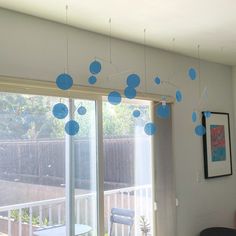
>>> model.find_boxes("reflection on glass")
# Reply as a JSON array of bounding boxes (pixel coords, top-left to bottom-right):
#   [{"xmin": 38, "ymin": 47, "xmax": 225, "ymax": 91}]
[
  {"xmin": 103, "ymin": 98, "xmax": 153, "ymax": 236},
  {"xmin": 73, "ymin": 100, "xmax": 97, "ymax": 236}
]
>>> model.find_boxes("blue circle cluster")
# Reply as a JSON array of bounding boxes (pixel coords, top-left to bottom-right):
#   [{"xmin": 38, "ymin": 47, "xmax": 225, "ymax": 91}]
[
  {"xmin": 78, "ymin": 106, "xmax": 87, "ymax": 115},
  {"xmin": 108, "ymin": 91, "xmax": 122, "ymax": 105},
  {"xmin": 156, "ymin": 103, "xmax": 171, "ymax": 119},
  {"xmin": 133, "ymin": 109, "xmax": 141, "ymax": 118},
  {"xmin": 56, "ymin": 73, "xmax": 73, "ymax": 90},
  {"xmin": 53, "ymin": 72, "xmax": 86, "ymax": 136},
  {"xmin": 144, "ymin": 122, "xmax": 157, "ymax": 136},
  {"xmin": 88, "ymin": 60, "xmax": 102, "ymax": 85},
  {"xmin": 188, "ymin": 67, "xmax": 197, "ymax": 80},
  {"xmin": 154, "ymin": 76, "xmax": 161, "ymax": 85},
  {"xmin": 124, "ymin": 74, "xmax": 140, "ymax": 99},
  {"xmin": 176, "ymin": 90, "xmax": 183, "ymax": 103}
]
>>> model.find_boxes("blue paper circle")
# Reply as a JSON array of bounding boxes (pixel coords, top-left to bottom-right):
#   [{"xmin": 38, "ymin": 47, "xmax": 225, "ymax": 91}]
[
  {"xmin": 204, "ymin": 111, "xmax": 211, "ymax": 119},
  {"xmin": 154, "ymin": 77, "xmax": 161, "ymax": 85},
  {"xmin": 133, "ymin": 110, "xmax": 141, "ymax": 118},
  {"xmin": 127, "ymin": 74, "xmax": 140, "ymax": 88},
  {"xmin": 176, "ymin": 90, "xmax": 183, "ymax": 102},
  {"xmin": 195, "ymin": 124, "xmax": 206, "ymax": 136},
  {"xmin": 88, "ymin": 76, "xmax": 97, "ymax": 85},
  {"xmin": 56, "ymin": 73, "xmax": 73, "ymax": 90},
  {"xmin": 108, "ymin": 91, "xmax": 122, "ymax": 105},
  {"xmin": 65, "ymin": 120, "xmax": 79, "ymax": 136},
  {"xmin": 144, "ymin": 122, "xmax": 157, "ymax": 135},
  {"xmin": 89, "ymin": 60, "xmax": 101, "ymax": 75},
  {"xmin": 192, "ymin": 111, "xmax": 197, "ymax": 123},
  {"xmin": 52, "ymin": 103, "xmax": 68, "ymax": 119},
  {"xmin": 78, "ymin": 106, "xmax": 87, "ymax": 115},
  {"xmin": 156, "ymin": 104, "xmax": 170, "ymax": 119},
  {"xmin": 124, "ymin": 87, "xmax": 137, "ymax": 99},
  {"xmin": 188, "ymin": 68, "xmax": 197, "ymax": 80}
]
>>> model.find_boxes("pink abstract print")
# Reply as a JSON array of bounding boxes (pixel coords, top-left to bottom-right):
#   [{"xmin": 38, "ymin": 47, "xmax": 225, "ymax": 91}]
[{"xmin": 210, "ymin": 125, "xmax": 226, "ymax": 162}]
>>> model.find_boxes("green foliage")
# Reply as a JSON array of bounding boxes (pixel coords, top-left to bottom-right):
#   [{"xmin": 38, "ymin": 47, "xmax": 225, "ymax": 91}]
[
  {"xmin": 0, "ymin": 93, "xmax": 63, "ymax": 140},
  {"xmin": 103, "ymin": 102, "xmax": 150, "ymax": 137},
  {"xmin": 0, "ymin": 92, "xmax": 151, "ymax": 140},
  {"xmin": 10, "ymin": 209, "xmax": 49, "ymax": 226}
]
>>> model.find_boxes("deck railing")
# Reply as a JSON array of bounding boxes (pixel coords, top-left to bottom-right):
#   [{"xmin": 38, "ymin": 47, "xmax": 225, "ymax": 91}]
[{"xmin": 0, "ymin": 185, "xmax": 152, "ymax": 236}]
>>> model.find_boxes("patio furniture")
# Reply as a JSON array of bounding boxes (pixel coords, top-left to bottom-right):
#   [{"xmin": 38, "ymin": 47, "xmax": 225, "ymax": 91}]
[
  {"xmin": 109, "ymin": 207, "xmax": 134, "ymax": 236},
  {"xmin": 33, "ymin": 224, "xmax": 92, "ymax": 236},
  {"xmin": 200, "ymin": 227, "xmax": 236, "ymax": 236}
]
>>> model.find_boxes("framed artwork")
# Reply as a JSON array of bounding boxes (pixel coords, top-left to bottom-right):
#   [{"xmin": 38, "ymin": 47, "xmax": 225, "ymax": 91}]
[{"xmin": 202, "ymin": 112, "xmax": 232, "ymax": 178}]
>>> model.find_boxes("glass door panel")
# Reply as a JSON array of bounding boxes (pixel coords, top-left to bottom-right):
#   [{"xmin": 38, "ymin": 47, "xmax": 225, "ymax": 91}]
[
  {"xmin": 0, "ymin": 92, "xmax": 66, "ymax": 236},
  {"xmin": 73, "ymin": 99, "xmax": 97, "ymax": 236},
  {"xmin": 103, "ymin": 98, "xmax": 153, "ymax": 236}
]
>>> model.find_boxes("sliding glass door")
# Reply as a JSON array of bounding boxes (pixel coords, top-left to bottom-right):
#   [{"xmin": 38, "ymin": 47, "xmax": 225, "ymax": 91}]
[
  {"xmin": 103, "ymin": 98, "xmax": 153, "ymax": 236},
  {"xmin": 0, "ymin": 90, "xmax": 154, "ymax": 236}
]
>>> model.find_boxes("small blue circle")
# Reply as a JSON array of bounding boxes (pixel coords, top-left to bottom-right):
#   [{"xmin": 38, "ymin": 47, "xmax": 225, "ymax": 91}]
[
  {"xmin": 195, "ymin": 124, "xmax": 206, "ymax": 136},
  {"xmin": 65, "ymin": 120, "xmax": 80, "ymax": 136},
  {"xmin": 176, "ymin": 90, "xmax": 183, "ymax": 102},
  {"xmin": 52, "ymin": 103, "xmax": 68, "ymax": 119},
  {"xmin": 154, "ymin": 77, "xmax": 161, "ymax": 85},
  {"xmin": 89, "ymin": 60, "xmax": 101, "ymax": 75},
  {"xmin": 144, "ymin": 122, "xmax": 157, "ymax": 136},
  {"xmin": 204, "ymin": 111, "xmax": 211, "ymax": 119},
  {"xmin": 188, "ymin": 68, "xmax": 197, "ymax": 80},
  {"xmin": 127, "ymin": 74, "xmax": 140, "ymax": 88},
  {"xmin": 56, "ymin": 73, "xmax": 73, "ymax": 90},
  {"xmin": 88, "ymin": 76, "xmax": 97, "ymax": 85},
  {"xmin": 192, "ymin": 111, "xmax": 197, "ymax": 123},
  {"xmin": 124, "ymin": 87, "xmax": 137, "ymax": 99},
  {"xmin": 78, "ymin": 106, "xmax": 87, "ymax": 115},
  {"xmin": 133, "ymin": 110, "xmax": 141, "ymax": 118},
  {"xmin": 108, "ymin": 91, "xmax": 122, "ymax": 105},
  {"xmin": 156, "ymin": 104, "xmax": 170, "ymax": 119}
]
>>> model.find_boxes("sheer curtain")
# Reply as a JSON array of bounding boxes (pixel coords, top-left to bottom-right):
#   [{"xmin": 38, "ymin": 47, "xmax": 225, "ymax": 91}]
[{"xmin": 153, "ymin": 103, "xmax": 177, "ymax": 236}]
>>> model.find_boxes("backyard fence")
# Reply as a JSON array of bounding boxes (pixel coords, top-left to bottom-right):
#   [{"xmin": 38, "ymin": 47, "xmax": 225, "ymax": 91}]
[{"xmin": 0, "ymin": 137, "xmax": 150, "ymax": 189}]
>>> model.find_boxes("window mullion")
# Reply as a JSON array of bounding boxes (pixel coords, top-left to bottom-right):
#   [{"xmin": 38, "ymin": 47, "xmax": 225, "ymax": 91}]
[
  {"xmin": 96, "ymin": 97, "xmax": 105, "ymax": 236},
  {"xmin": 66, "ymin": 98, "xmax": 75, "ymax": 236}
]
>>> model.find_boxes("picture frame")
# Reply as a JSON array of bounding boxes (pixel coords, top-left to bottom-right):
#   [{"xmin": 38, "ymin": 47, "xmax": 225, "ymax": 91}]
[{"xmin": 202, "ymin": 112, "xmax": 232, "ymax": 179}]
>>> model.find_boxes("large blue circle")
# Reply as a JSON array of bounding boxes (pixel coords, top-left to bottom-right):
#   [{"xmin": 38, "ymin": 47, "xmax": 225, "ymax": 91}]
[
  {"xmin": 89, "ymin": 60, "xmax": 101, "ymax": 75},
  {"xmin": 192, "ymin": 111, "xmax": 197, "ymax": 123},
  {"xmin": 176, "ymin": 90, "xmax": 183, "ymax": 102},
  {"xmin": 133, "ymin": 109, "xmax": 141, "ymax": 118},
  {"xmin": 156, "ymin": 104, "xmax": 170, "ymax": 119},
  {"xmin": 188, "ymin": 68, "xmax": 197, "ymax": 80},
  {"xmin": 52, "ymin": 103, "xmax": 68, "ymax": 119},
  {"xmin": 88, "ymin": 76, "xmax": 97, "ymax": 85},
  {"xmin": 124, "ymin": 87, "xmax": 137, "ymax": 99},
  {"xmin": 144, "ymin": 122, "xmax": 157, "ymax": 136},
  {"xmin": 126, "ymin": 74, "xmax": 140, "ymax": 88},
  {"xmin": 65, "ymin": 120, "xmax": 80, "ymax": 136},
  {"xmin": 108, "ymin": 91, "xmax": 122, "ymax": 105},
  {"xmin": 154, "ymin": 77, "xmax": 161, "ymax": 85},
  {"xmin": 195, "ymin": 124, "xmax": 206, "ymax": 136},
  {"xmin": 78, "ymin": 106, "xmax": 87, "ymax": 115},
  {"xmin": 56, "ymin": 73, "xmax": 73, "ymax": 90}
]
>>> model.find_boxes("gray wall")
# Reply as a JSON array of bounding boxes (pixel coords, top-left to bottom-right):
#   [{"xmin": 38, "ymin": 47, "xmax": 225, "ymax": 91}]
[{"xmin": 0, "ymin": 8, "xmax": 236, "ymax": 236}]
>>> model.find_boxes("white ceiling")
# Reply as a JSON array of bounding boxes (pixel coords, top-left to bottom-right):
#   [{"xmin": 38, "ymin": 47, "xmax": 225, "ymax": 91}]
[{"xmin": 1, "ymin": 0, "xmax": 236, "ymax": 65}]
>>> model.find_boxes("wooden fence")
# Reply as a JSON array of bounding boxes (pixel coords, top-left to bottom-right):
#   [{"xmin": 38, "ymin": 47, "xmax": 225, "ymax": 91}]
[{"xmin": 0, "ymin": 137, "xmax": 150, "ymax": 189}]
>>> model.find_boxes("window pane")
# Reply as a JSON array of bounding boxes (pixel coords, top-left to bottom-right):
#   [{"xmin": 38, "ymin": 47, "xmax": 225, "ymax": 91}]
[
  {"xmin": 0, "ymin": 92, "xmax": 66, "ymax": 235},
  {"xmin": 73, "ymin": 99, "xmax": 97, "ymax": 236},
  {"xmin": 103, "ymin": 98, "xmax": 153, "ymax": 236}
]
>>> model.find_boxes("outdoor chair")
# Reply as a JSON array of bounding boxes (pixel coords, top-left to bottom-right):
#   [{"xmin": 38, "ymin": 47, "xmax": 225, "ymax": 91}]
[
  {"xmin": 109, "ymin": 207, "xmax": 135, "ymax": 236},
  {"xmin": 200, "ymin": 227, "xmax": 236, "ymax": 236}
]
